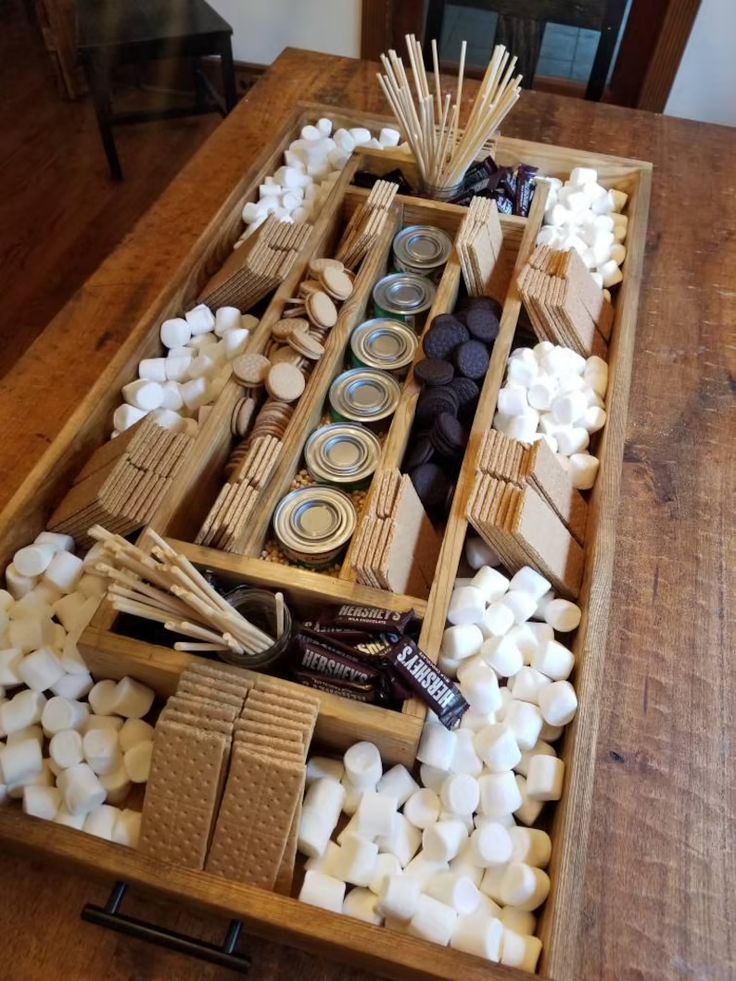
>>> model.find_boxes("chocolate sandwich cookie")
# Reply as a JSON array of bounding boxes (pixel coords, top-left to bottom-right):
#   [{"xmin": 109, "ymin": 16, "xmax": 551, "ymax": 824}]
[
  {"xmin": 430, "ymin": 412, "xmax": 466, "ymax": 459},
  {"xmin": 450, "ymin": 376, "xmax": 480, "ymax": 416},
  {"xmin": 403, "ymin": 433, "xmax": 435, "ymax": 469},
  {"xmin": 422, "ymin": 319, "xmax": 469, "ymax": 360},
  {"xmin": 463, "ymin": 305, "xmax": 500, "ymax": 343},
  {"xmin": 414, "ymin": 386, "xmax": 459, "ymax": 426},
  {"xmin": 454, "ymin": 339, "xmax": 490, "ymax": 380},
  {"xmin": 414, "ymin": 358, "xmax": 454, "ymax": 387},
  {"xmin": 458, "ymin": 295, "xmax": 503, "ymax": 320},
  {"xmin": 410, "ymin": 462, "xmax": 453, "ymax": 512}
]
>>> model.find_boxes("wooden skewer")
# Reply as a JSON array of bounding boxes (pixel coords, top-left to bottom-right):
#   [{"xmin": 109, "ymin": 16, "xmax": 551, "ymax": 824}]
[{"xmin": 275, "ymin": 592, "xmax": 285, "ymax": 639}]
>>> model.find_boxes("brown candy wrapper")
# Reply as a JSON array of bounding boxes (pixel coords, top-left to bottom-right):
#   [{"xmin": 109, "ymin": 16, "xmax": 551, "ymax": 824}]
[
  {"xmin": 385, "ymin": 638, "xmax": 468, "ymax": 729},
  {"xmin": 328, "ymin": 605, "xmax": 416, "ymax": 635},
  {"xmin": 293, "ymin": 635, "xmax": 382, "ymax": 687}
]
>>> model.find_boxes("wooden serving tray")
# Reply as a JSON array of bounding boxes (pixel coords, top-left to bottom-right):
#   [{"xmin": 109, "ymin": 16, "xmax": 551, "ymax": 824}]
[{"xmin": 0, "ymin": 102, "xmax": 651, "ymax": 980}]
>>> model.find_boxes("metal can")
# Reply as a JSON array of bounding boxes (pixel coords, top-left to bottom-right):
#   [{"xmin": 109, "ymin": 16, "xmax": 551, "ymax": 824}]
[
  {"xmin": 328, "ymin": 368, "xmax": 401, "ymax": 430},
  {"xmin": 273, "ymin": 486, "xmax": 357, "ymax": 568},
  {"xmin": 372, "ymin": 272, "xmax": 436, "ymax": 329},
  {"xmin": 350, "ymin": 318, "xmax": 418, "ymax": 377},
  {"xmin": 393, "ymin": 224, "xmax": 453, "ymax": 281},
  {"xmin": 305, "ymin": 423, "xmax": 382, "ymax": 488}
]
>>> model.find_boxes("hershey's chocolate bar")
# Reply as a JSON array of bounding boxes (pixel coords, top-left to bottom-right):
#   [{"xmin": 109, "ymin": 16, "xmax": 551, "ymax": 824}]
[
  {"xmin": 329, "ymin": 605, "xmax": 415, "ymax": 634},
  {"xmin": 292, "ymin": 669, "xmax": 379, "ymax": 703},
  {"xmin": 293, "ymin": 635, "xmax": 381, "ymax": 686},
  {"xmin": 386, "ymin": 638, "xmax": 468, "ymax": 728}
]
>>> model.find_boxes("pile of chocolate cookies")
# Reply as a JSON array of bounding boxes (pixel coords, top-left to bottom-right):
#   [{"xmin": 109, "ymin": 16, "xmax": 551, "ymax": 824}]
[{"xmin": 403, "ymin": 295, "xmax": 502, "ymax": 522}]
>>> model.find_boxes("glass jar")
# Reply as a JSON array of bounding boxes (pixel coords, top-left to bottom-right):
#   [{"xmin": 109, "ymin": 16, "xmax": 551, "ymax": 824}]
[{"xmin": 219, "ymin": 586, "xmax": 293, "ymax": 672}]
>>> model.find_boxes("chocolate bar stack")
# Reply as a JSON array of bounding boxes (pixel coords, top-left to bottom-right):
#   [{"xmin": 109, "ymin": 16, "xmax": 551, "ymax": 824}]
[{"xmin": 448, "ymin": 155, "xmax": 538, "ymax": 217}]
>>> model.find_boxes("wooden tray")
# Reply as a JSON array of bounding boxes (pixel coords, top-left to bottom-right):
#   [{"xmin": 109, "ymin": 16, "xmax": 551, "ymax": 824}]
[{"xmin": 0, "ymin": 101, "xmax": 652, "ymax": 980}]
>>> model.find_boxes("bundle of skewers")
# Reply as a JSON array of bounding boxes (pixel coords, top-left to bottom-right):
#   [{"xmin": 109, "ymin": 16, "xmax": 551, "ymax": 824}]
[
  {"xmin": 377, "ymin": 35, "xmax": 523, "ymax": 196},
  {"xmin": 89, "ymin": 525, "xmax": 283, "ymax": 656}
]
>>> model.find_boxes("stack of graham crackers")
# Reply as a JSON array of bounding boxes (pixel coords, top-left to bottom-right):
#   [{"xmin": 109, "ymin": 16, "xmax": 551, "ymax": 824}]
[
  {"xmin": 457, "ymin": 197, "xmax": 503, "ymax": 297},
  {"xmin": 195, "ymin": 434, "xmax": 283, "ymax": 551},
  {"xmin": 198, "ymin": 217, "xmax": 312, "ymax": 311},
  {"xmin": 336, "ymin": 180, "xmax": 398, "ymax": 270},
  {"xmin": 518, "ymin": 246, "xmax": 613, "ymax": 358},
  {"xmin": 467, "ymin": 431, "xmax": 585, "ymax": 598},
  {"xmin": 47, "ymin": 416, "xmax": 193, "ymax": 549},
  {"xmin": 139, "ymin": 663, "xmax": 319, "ymax": 893},
  {"xmin": 349, "ymin": 469, "xmax": 441, "ymax": 598},
  {"xmin": 206, "ymin": 678, "xmax": 319, "ymax": 894},
  {"xmin": 138, "ymin": 661, "xmax": 252, "ymax": 871}
]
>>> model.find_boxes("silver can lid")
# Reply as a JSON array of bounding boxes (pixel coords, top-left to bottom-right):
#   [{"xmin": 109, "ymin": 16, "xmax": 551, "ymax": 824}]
[
  {"xmin": 393, "ymin": 225, "xmax": 453, "ymax": 270},
  {"xmin": 373, "ymin": 272, "xmax": 436, "ymax": 316},
  {"xmin": 305, "ymin": 423, "xmax": 382, "ymax": 484},
  {"xmin": 329, "ymin": 368, "xmax": 401, "ymax": 423},
  {"xmin": 351, "ymin": 318, "xmax": 418, "ymax": 372},
  {"xmin": 274, "ymin": 486, "xmax": 357, "ymax": 556}
]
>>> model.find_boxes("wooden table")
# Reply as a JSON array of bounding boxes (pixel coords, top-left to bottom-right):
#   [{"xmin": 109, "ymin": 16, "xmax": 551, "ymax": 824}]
[{"xmin": 1, "ymin": 48, "xmax": 734, "ymax": 980}]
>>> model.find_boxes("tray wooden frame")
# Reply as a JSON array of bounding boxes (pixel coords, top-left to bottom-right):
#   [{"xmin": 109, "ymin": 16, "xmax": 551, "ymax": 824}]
[{"xmin": 0, "ymin": 101, "xmax": 651, "ymax": 981}]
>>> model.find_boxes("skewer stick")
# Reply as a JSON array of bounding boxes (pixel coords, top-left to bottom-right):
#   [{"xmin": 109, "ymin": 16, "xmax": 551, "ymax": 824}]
[
  {"xmin": 431, "ymin": 38, "xmax": 442, "ymax": 118},
  {"xmin": 174, "ymin": 642, "xmax": 231, "ymax": 652},
  {"xmin": 275, "ymin": 592, "xmax": 285, "ymax": 639}
]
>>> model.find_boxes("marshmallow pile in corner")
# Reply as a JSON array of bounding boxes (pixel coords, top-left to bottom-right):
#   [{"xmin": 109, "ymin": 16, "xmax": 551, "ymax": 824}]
[
  {"xmin": 0, "ymin": 532, "xmax": 155, "ymax": 845},
  {"xmin": 111, "ymin": 304, "xmax": 257, "ymax": 437},
  {"xmin": 237, "ymin": 118, "xmax": 401, "ymax": 244},
  {"xmin": 494, "ymin": 343, "xmax": 607, "ymax": 490},
  {"xmin": 537, "ymin": 167, "xmax": 628, "ymax": 289},
  {"xmin": 296, "ymin": 548, "xmax": 579, "ymax": 972}
]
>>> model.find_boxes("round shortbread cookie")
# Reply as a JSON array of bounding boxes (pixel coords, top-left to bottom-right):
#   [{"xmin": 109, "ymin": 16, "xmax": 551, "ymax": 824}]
[
  {"xmin": 273, "ymin": 318, "xmax": 300, "ymax": 341},
  {"xmin": 232, "ymin": 353, "xmax": 271, "ymax": 386},
  {"xmin": 288, "ymin": 329, "xmax": 324, "ymax": 360},
  {"xmin": 306, "ymin": 291, "xmax": 338, "ymax": 328},
  {"xmin": 309, "ymin": 257, "xmax": 344, "ymax": 275},
  {"xmin": 320, "ymin": 266, "xmax": 353, "ymax": 301},
  {"xmin": 266, "ymin": 363, "xmax": 306, "ymax": 402}
]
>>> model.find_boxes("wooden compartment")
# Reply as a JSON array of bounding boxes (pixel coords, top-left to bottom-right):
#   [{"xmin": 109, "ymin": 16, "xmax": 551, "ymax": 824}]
[{"xmin": 0, "ymin": 102, "xmax": 652, "ymax": 981}]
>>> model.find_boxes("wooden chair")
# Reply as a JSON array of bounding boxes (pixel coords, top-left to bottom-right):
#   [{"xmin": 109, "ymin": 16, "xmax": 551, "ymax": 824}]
[
  {"xmin": 423, "ymin": 0, "xmax": 628, "ymax": 100},
  {"xmin": 77, "ymin": 0, "xmax": 237, "ymax": 180}
]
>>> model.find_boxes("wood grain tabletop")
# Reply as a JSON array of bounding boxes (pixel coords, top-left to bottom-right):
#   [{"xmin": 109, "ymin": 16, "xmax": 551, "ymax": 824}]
[{"xmin": 0, "ymin": 47, "xmax": 733, "ymax": 981}]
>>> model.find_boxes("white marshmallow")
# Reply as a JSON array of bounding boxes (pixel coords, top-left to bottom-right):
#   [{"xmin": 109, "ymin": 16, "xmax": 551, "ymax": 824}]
[
  {"xmin": 299, "ymin": 778, "xmax": 346, "ymax": 856},
  {"xmin": 124, "ymin": 741, "xmax": 152, "ymax": 782},
  {"xmin": 112, "ymin": 404, "xmax": 147, "ymax": 432},
  {"xmin": 450, "ymin": 730, "xmax": 483, "ymax": 776},
  {"xmin": 88, "ymin": 679, "xmax": 118, "ymax": 716},
  {"xmin": 299, "ymin": 869, "xmax": 346, "ymax": 914},
  {"xmin": 497, "ymin": 386, "xmax": 528, "ymax": 417},
  {"xmin": 471, "ymin": 567, "xmax": 509, "ymax": 604},
  {"xmin": 13, "ymin": 544, "xmax": 56, "ymax": 578},
  {"xmin": 214, "ymin": 306, "xmax": 242, "ymax": 336},
  {"xmin": 451, "ymin": 907, "xmax": 504, "ymax": 961},
  {"xmin": 502, "ymin": 590, "xmax": 538, "ymax": 624},
  {"xmin": 118, "ymin": 718, "xmax": 154, "ymax": 753},
  {"xmin": 508, "ymin": 567, "xmax": 551, "ymax": 602},
  {"xmin": 83, "ymin": 727, "xmax": 122, "ymax": 776},
  {"xmin": 568, "ymin": 452, "xmax": 600, "ymax": 490},
  {"xmin": 1, "ymin": 689, "xmax": 46, "ymax": 734},
  {"xmin": 340, "ymin": 777, "xmax": 362, "ymax": 817},
  {"xmin": 53, "ymin": 804, "xmax": 85, "ymax": 829},
  {"xmin": 6, "ymin": 724, "xmax": 43, "ymax": 748},
  {"xmin": 509, "ymin": 826, "xmax": 552, "ymax": 868},
  {"xmin": 440, "ymin": 774, "xmax": 479, "ymax": 816},
  {"xmin": 122, "ymin": 379, "xmax": 163, "ymax": 412},
  {"xmin": 376, "ymin": 812, "xmax": 421, "ymax": 867},
  {"xmin": 422, "ymin": 819, "xmax": 467, "ymax": 862},
  {"xmin": 408, "ymin": 894, "xmax": 457, "ymax": 946},
  {"xmin": 481, "ymin": 603, "xmax": 515, "ymax": 639},
  {"xmin": 481, "ymin": 635, "xmax": 523, "ymax": 678},
  {"xmin": 465, "ymin": 538, "xmax": 500, "ymax": 570},
  {"xmin": 185, "ymin": 304, "xmax": 215, "ymax": 335},
  {"xmin": 369, "ymin": 853, "xmax": 402, "ymax": 894},
  {"xmin": 376, "ymin": 874, "xmax": 421, "ymax": 922},
  {"xmin": 532, "ymin": 638, "xmax": 574, "ymax": 681},
  {"xmin": 499, "ymin": 862, "xmax": 550, "ymax": 911},
  {"xmin": 18, "ymin": 647, "xmax": 64, "ymax": 692},
  {"xmin": 42, "ymin": 696, "xmax": 88, "ymax": 735},
  {"xmin": 499, "ymin": 906, "xmax": 536, "ymax": 936},
  {"xmin": 43, "ymin": 551, "xmax": 83, "ymax": 593},
  {"xmin": 441, "ymin": 624, "xmax": 483, "ymax": 661},
  {"xmin": 138, "ymin": 358, "xmax": 168, "ymax": 383},
  {"xmin": 426, "ymin": 871, "xmax": 480, "ymax": 915},
  {"xmin": 469, "ymin": 820, "xmax": 514, "ymax": 867},
  {"xmin": 538, "ymin": 680, "xmax": 578, "ymax": 726},
  {"xmin": 344, "ymin": 741, "xmax": 382, "ymax": 790},
  {"xmin": 510, "ymin": 666, "xmax": 551, "ymax": 704},
  {"xmin": 0, "ymin": 647, "xmax": 22, "ymax": 686},
  {"xmin": 459, "ymin": 660, "xmax": 501, "ymax": 715},
  {"xmin": 419, "ymin": 763, "xmax": 449, "ymax": 792},
  {"xmin": 5, "ymin": 564, "xmax": 39, "ymax": 600},
  {"xmin": 343, "ymin": 887, "xmax": 382, "ymax": 925},
  {"xmin": 514, "ymin": 774, "xmax": 544, "ymax": 826},
  {"xmin": 49, "ymin": 729, "xmax": 84, "ymax": 770},
  {"xmin": 527, "ymin": 755, "xmax": 565, "ymax": 801},
  {"xmin": 474, "ymin": 725, "xmax": 521, "ymax": 773},
  {"xmin": 479, "ymin": 771, "xmax": 522, "ymax": 818},
  {"xmin": 501, "ymin": 930, "xmax": 543, "ymax": 971},
  {"xmin": 164, "ymin": 355, "xmax": 191, "ymax": 382},
  {"xmin": 112, "ymin": 808, "xmax": 141, "ymax": 847},
  {"xmin": 377, "ymin": 764, "xmax": 418, "ymax": 806},
  {"xmin": 403, "ymin": 788, "xmax": 440, "ymax": 829},
  {"xmin": 349, "ymin": 127, "xmax": 371, "ymax": 146},
  {"xmin": 504, "ymin": 700, "xmax": 543, "ymax": 751},
  {"xmin": 515, "ymin": 740, "xmax": 556, "ymax": 779},
  {"xmin": 0, "ymin": 737, "xmax": 43, "ymax": 785},
  {"xmin": 35, "ymin": 532, "xmax": 74, "ymax": 553},
  {"xmin": 23, "ymin": 784, "xmax": 61, "ymax": 820},
  {"xmin": 305, "ymin": 755, "xmax": 344, "ymax": 785},
  {"xmin": 355, "ymin": 791, "xmax": 397, "ymax": 839},
  {"xmin": 447, "ymin": 587, "xmax": 486, "ymax": 625},
  {"xmin": 83, "ymin": 803, "xmax": 118, "ymax": 840},
  {"xmin": 306, "ymin": 840, "xmax": 343, "ymax": 877},
  {"xmin": 160, "ymin": 317, "xmax": 191, "ymax": 348},
  {"xmin": 110, "ymin": 677, "xmax": 154, "ymax": 719},
  {"xmin": 416, "ymin": 724, "xmax": 457, "ymax": 771},
  {"xmin": 338, "ymin": 833, "xmax": 379, "ymax": 887},
  {"xmin": 180, "ymin": 377, "xmax": 209, "ymax": 411}
]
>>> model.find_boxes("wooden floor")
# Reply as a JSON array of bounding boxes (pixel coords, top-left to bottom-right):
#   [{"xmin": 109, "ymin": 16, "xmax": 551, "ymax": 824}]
[{"xmin": 0, "ymin": 5, "xmax": 377, "ymax": 978}]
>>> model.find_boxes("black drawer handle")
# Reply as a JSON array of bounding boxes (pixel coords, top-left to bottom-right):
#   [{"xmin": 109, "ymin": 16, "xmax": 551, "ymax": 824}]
[{"xmin": 81, "ymin": 881, "xmax": 250, "ymax": 972}]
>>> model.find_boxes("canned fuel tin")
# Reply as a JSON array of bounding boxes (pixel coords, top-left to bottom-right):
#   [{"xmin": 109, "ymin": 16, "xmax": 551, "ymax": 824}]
[
  {"xmin": 393, "ymin": 224, "xmax": 452, "ymax": 281},
  {"xmin": 328, "ymin": 368, "xmax": 401, "ymax": 429},
  {"xmin": 372, "ymin": 272, "xmax": 436, "ymax": 329},
  {"xmin": 273, "ymin": 486, "xmax": 357, "ymax": 568},
  {"xmin": 350, "ymin": 318, "xmax": 418, "ymax": 376},
  {"xmin": 305, "ymin": 423, "xmax": 381, "ymax": 487}
]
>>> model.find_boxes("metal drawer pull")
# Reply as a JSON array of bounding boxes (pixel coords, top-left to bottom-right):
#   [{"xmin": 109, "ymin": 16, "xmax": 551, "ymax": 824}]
[{"xmin": 81, "ymin": 881, "xmax": 251, "ymax": 972}]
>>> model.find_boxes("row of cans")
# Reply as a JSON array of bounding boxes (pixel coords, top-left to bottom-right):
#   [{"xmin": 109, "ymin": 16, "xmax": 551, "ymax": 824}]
[{"xmin": 273, "ymin": 225, "xmax": 451, "ymax": 567}]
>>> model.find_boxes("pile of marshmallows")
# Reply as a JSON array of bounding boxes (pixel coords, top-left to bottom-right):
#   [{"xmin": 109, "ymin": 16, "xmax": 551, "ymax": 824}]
[
  {"xmin": 537, "ymin": 167, "xmax": 628, "ymax": 290},
  {"xmin": 239, "ymin": 118, "xmax": 401, "ymax": 241},
  {"xmin": 296, "ymin": 545, "xmax": 579, "ymax": 972},
  {"xmin": 0, "ymin": 531, "xmax": 155, "ymax": 845},
  {"xmin": 111, "ymin": 304, "xmax": 257, "ymax": 437},
  {"xmin": 494, "ymin": 343, "xmax": 608, "ymax": 490}
]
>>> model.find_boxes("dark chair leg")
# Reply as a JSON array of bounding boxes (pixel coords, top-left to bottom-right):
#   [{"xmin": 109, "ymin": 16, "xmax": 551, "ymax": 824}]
[
  {"xmin": 193, "ymin": 56, "xmax": 208, "ymax": 108},
  {"xmin": 494, "ymin": 15, "xmax": 543, "ymax": 90},
  {"xmin": 218, "ymin": 35, "xmax": 237, "ymax": 114},
  {"xmin": 423, "ymin": 0, "xmax": 446, "ymax": 68},
  {"xmin": 84, "ymin": 53, "xmax": 123, "ymax": 180}
]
